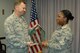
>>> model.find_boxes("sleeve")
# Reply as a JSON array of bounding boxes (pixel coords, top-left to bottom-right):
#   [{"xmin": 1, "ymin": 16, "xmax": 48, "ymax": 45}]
[
  {"xmin": 48, "ymin": 29, "xmax": 72, "ymax": 50},
  {"xmin": 4, "ymin": 22, "xmax": 26, "ymax": 48}
]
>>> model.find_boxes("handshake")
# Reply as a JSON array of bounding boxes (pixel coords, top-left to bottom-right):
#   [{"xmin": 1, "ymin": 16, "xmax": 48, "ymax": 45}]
[
  {"xmin": 27, "ymin": 40, "xmax": 48, "ymax": 47},
  {"xmin": 41, "ymin": 40, "xmax": 48, "ymax": 47}
]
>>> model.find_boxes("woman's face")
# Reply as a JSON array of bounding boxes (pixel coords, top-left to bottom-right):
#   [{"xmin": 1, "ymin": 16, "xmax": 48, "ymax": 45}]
[{"xmin": 56, "ymin": 12, "xmax": 67, "ymax": 26}]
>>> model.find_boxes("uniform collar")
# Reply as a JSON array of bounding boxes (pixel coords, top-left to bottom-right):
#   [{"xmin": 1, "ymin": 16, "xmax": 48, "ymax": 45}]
[{"xmin": 61, "ymin": 24, "xmax": 69, "ymax": 29}]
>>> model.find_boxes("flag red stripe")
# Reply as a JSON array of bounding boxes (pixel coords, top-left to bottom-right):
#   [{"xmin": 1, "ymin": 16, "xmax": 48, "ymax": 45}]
[
  {"xmin": 36, "ymin": 29, "xmax": 41, "ymax": 40},
  {"xmin": 34, "ymin": 45, "xmax": 38, "ymax": 52},
  {"xmin": 30, "ymin": 19, "xmax": 38, "ymax": 28},
  {"xmin": 33, "ymin": 33, "xmax": 39, "ymax": 43},
  {"xmin": 31, "ymin": 35, "xmax": 34, "ymax": 42},
  {"xmin": 34, "ymin": 20, "xmax": 36, "ymax": 25},
  {"xmin": 37, "ymin": 19, "xmax": 39, "ymax": 23},
  {"xmin": 30, "ymin": 46, "xmax": 35, "ymax": 53},
  {"xmin": 38, "ymin": 44, "xmax": 42, "ymax": 51},
  {"xmin": 30, "ymin": 22, "xmax": 33, "ymax": 27}
]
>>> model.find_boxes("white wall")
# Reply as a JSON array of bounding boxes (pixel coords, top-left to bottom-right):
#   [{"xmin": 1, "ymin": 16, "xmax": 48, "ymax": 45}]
[{"xmin": 0, "ymin": 0, "xmax": 14, "ymax": 37}]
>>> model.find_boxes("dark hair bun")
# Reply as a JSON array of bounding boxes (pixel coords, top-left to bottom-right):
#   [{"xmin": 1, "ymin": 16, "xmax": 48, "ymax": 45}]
[
  {"xmin": 61, "ymin": 10, "xmax": 74, "ymax": 21},
  {"xmin": 69, "ymin": 15, "xmax": 74, "ymax": 20}
]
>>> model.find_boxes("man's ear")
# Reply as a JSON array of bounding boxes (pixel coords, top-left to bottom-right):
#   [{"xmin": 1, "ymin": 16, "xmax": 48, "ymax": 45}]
[{"xmin": 15, "ymin": 5, "xmax": 19, "ymax": 10}]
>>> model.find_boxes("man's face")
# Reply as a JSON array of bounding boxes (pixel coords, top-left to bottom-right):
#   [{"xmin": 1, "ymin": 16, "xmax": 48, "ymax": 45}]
[{"xmin": 17, "ymin": 2, "xmax": 26, "ymax": 16}]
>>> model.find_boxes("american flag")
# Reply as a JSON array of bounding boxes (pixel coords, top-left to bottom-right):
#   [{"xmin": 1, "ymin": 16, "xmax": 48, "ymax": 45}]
[
  {"xmin": 29, "ymin": 0, "xmax": 41, "ymax": 43},
  {"xmin": 28, "ymin": 0, "xmax": 43, "ymax": 53},
  {"xmin": 30, "ymin": 0, "xmax": 38, "ymax": 29}
]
